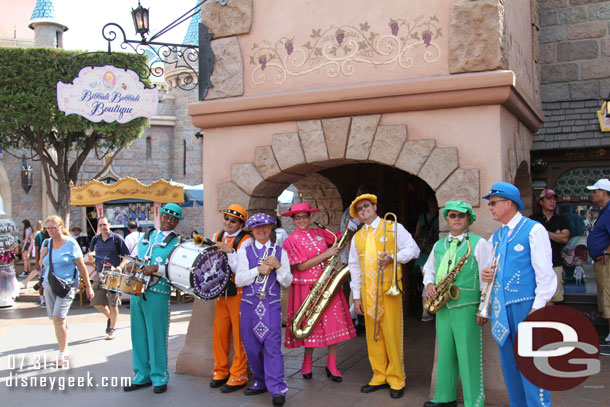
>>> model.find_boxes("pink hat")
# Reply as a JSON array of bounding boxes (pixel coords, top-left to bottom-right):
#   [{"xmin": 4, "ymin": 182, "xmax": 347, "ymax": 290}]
[{"xmin": 281, "ymin": 203, "xmax": 320, "ymax": 217}]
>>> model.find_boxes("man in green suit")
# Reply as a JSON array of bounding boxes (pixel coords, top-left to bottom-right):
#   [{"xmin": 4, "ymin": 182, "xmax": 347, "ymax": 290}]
[{"xmin": 422, "ymin": 200, "xmax": 491, "ymax": 407}]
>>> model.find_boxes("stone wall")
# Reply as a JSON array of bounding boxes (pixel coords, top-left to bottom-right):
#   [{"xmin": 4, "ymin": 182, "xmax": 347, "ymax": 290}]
[{"xmin": 539, "ymin": 0, "xmax": 610, "ymax": 103}]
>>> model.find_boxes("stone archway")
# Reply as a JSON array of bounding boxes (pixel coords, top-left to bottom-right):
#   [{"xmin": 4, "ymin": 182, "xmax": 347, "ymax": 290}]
[{"xmin": 216, "ymin": 114, "xmax": 480, "ymax": 221}]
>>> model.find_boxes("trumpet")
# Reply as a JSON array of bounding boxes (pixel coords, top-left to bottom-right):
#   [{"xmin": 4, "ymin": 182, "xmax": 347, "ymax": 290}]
[
  {"xmin": 373, "ymin": 212, "xmax": 402, "ymax": 341},
  {"xmin": 476, "ymin": 242, "xmax": 500, "ymax": 318},
  {"xmin": 255, "ymin": 243, "xmax": 278, "ymax": 299}
]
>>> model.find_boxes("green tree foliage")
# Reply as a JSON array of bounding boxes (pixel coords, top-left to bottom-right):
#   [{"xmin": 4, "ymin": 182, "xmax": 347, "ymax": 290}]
[{"xmin": 0, "ymin": 47, "xmax": 151, "ymax": 220}]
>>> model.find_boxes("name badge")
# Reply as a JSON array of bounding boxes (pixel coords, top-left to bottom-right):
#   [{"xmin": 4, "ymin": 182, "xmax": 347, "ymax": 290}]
[
  {"xmin": 315, "ymin": 236, "xmax": 323, "ymax": 241},
  {"xmin": 155, "ymin": 256, "xmax": 164, "ymax": 264},
  {"xmin": 513, "ymin": 244, "xmax": 524, "ymax": 252}
]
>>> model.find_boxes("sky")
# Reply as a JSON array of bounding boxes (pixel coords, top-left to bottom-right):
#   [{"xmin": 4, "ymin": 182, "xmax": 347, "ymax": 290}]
[{"xmin": 4, "ymin": 0, "xmax": 200, "ymax": 51}]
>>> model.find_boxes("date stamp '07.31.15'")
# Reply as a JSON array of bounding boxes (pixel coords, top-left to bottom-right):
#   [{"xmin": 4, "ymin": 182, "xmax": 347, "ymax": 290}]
[{"xmin": 3, "ymin": 353, "xmax": 131, "ymax": 391}]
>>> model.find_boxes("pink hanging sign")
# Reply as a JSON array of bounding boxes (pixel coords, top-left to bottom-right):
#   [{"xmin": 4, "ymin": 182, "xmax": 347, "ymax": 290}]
[{"xmin": 57, "ymin": 65, "xmax": 158, "ymax": 124}]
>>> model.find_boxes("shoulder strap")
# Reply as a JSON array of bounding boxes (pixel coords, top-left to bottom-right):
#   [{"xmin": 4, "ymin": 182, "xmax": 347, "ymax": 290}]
[
  {"xmin": 232, "ymin": 230, "xmax": 252, "ymax": 250},
  {"xmin": 113, "ymin": 234, "xmax": 121, "ymax": 253},
  {"xmin": 144, "ymin": 228, "xmax": 156, "ymax": 241},
  {"xmin": 91, "ymin": 234, "xmax": 99, "ymax": 249},
  {"xmin": 216, "ymin": 230, "xmax": 225, "ymax": 242}
]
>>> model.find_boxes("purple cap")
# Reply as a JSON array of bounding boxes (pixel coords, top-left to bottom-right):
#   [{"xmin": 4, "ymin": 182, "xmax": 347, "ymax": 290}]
[{"xmin": 244, "ymin": 212, "xmax": 276, "ymax": 228}]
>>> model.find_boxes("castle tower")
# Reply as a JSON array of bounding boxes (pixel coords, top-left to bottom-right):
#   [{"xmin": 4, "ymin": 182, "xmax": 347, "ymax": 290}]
[{"xmin": 28, "ymin": 0, "xmax": 68, "ymax": 48}]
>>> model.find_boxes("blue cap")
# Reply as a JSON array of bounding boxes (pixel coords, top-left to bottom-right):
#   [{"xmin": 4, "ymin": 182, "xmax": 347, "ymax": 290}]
[
  {"xmin": 482, "ymin": 182, "xmax": 524, "ymax": 210},
  {"xmin": 160, "ymin": 203, "xmax": 184, "ymax": 220}
]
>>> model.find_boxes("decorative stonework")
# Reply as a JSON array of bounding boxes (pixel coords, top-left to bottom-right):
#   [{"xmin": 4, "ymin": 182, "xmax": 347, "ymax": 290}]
[
  {"xmin": 368, "ymin": 125, "xmax": 408, "ymax": 166},
  {"xmin": 250, "ymin": 16, "xmax": 443, "ymax": 85},
  {"xmin": 449, "ymin": 1, "xmax": 507, "ymax": 74},
  {"xmin": 345, "ymin": 115, "xmax": 381, "ymax": 160},
  {"xmin": 217, "ymin": 114, "xmax": 481, "ymax": 216},
  {"xmin": 206, "ymin": 36, "xmax": 245, "ymax": 100},
  {"xmin": 201, "ymin": 0, "xmax": 253, "ymax": 39}
]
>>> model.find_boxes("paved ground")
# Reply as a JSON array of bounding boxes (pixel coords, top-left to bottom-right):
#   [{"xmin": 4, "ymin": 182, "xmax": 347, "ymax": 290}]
[{"xmin": 1, "ymin": 274, "xmax": 609, "ymax": 406}]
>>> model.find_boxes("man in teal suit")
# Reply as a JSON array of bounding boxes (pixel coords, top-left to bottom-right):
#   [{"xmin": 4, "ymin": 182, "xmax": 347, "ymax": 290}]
[{"xmin": 123, "ymin": 203, "xmax": 183, "ymax": 395}]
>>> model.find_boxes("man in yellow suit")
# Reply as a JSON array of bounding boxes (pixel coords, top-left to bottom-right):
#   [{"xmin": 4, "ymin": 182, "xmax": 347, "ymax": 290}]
[{"xmin": 347, "ymin": 194, "xmax": 420, "ymax": 399}]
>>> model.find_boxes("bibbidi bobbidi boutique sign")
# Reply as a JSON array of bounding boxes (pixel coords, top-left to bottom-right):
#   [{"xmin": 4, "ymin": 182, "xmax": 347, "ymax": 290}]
[{"xmin": 57, "ymin": 65, "xmax": 158, "ymax": 124}]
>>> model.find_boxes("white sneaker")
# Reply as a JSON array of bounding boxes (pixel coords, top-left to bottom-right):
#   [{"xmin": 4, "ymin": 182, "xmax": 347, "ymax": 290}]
[{"xmin": 106, "ymin": 328, "xmax": 116, "ymax": 340}]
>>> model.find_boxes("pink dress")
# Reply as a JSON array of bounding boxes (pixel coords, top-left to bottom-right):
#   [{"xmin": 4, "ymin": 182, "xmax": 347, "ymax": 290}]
[{"xmin": 283, "ymin": 227, "xmax": 356, "ymax": 348}]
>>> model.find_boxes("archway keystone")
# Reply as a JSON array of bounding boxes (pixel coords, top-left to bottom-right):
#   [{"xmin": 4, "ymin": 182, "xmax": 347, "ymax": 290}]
[
  {"xmin": 369, "ymin": 125, "xmax": 408, "ymax": 166},
  {"xmin": 345, "ymin": 114, "xmax": 381, "ymax": 160}
]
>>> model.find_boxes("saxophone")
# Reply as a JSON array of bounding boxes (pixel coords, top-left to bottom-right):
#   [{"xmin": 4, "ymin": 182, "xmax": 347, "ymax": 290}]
[
  {"xmin": 290, "ymin": 221, "xmax": 354, "ymax": 340},
  {"xmin": 424, "ymin": 234, "xmax": 472, "ymax": 314}
]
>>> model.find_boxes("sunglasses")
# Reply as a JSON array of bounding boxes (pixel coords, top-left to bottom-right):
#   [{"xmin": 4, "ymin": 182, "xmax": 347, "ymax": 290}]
[
  {"xmin": 293, "ymin": 214, "xmax": 310, "ymax": 221},
  {"xmin": 161, "ymin": 213, "xmax": 179, "ymax": 222},
  {"xmin": 356, "ymin": 203, "xmax": 371, "ymax": 212},
  {"xmin": 224, "ymin": 215, "xmax": 239, "ymax": 224},
  {"xmin": 447, "ymin": 213, "xmax": 467, "ymax": 219},
  {"xmin": 488, "ymin": 199, "xmax": 509, "ymax": 207}
]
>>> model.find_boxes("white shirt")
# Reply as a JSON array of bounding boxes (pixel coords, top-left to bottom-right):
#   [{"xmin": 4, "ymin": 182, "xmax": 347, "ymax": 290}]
[
  {"xmin": 489, "ymin": 212, "xmax": 557, "ymax": 309},
  {"xmin": 422, "ymin": 232, "xmax": 492, "ymax": 288},
  {"xmin": 348, "ymin": 216, "xmax": 420, "ymax": 300},
  {"xmin": 124, "ymin": 230, "xmax": 143, "ymax": 256},
  {"xmin": 235, "ymin": 240, "xmax": 292, "ymax": 288},
  {"xmin": 215, "ymin": 228, "xmax": 253, "ymax": 272}
]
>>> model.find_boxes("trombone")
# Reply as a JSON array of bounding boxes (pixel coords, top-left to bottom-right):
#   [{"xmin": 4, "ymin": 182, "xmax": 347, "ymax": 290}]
[{"xmin": 373, "ymin": 212, "xmax": 403, "ymax": 341}]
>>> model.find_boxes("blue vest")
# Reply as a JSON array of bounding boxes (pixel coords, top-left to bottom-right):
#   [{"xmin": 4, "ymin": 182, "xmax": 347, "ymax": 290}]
[{"xmin": 492, "ymin": 217, "xmax": 537, "ymax": 306}]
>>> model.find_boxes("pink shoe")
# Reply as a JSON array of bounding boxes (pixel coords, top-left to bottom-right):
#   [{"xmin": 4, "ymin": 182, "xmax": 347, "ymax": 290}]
[
  {"xmin": 326, "ymin": 354, "xmax": 342, "ymax": 382},
  {"xmin": 302, "ymin": 353, "xmax": 313, "ymax": 379}
]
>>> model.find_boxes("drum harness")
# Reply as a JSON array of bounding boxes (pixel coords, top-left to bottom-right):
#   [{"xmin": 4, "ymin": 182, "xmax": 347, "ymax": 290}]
[
  {"xmin": 132, "ymin": 228, "xmax": 180, "ymax": 300},
  {"xmin": 215, "ymin": 229, "xmax": 251, "ymax": 300}
]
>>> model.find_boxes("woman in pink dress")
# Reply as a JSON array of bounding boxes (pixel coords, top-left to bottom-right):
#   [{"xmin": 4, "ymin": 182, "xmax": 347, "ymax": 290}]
[{"xmin": 282, "ymin": 203, "xmax": 356, "ymax": 382}]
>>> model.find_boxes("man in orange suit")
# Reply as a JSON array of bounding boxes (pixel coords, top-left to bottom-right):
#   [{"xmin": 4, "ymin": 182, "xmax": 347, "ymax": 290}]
[{"xmin": 210, "ymin": 204, "xmax": 253, "ymax": 393}]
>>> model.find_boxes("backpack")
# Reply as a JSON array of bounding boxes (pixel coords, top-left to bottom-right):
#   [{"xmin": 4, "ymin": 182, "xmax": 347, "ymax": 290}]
[{"xmin": 91, "ymin": 233, "xmax": 122, "ymax": 254}]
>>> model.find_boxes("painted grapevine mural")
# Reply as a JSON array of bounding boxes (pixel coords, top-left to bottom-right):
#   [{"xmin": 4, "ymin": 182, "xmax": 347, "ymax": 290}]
[{"xmin": 250, "ymin": 15, "xmax": 443, "ymax": 85}]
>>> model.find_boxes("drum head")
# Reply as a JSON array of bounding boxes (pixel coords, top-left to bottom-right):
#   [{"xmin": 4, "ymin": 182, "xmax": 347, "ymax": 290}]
[{"xmin": 191, "ymin": 247, "xmax": 230, "ymax": 300}]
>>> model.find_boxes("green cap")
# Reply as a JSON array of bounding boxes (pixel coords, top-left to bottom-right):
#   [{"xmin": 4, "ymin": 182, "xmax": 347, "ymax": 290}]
[{"xmin": 441, "ymin": 200, "xmax": 476, "ymax": 225}]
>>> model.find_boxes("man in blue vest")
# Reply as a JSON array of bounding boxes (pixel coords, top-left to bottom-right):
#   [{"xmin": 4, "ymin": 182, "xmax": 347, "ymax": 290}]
[
  {"xmin": 481, "ymin": 182, "xmax": 556, "ymax": 406},
  {"xmin": 123, "ymin": 203, "xmax": 183, "ymax": 395}
]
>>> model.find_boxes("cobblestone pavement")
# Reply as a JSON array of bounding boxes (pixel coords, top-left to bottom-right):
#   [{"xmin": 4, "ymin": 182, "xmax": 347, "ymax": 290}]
[{"xmin": 1, "ymin": 280, "xmax": 609, "ymax": 406}]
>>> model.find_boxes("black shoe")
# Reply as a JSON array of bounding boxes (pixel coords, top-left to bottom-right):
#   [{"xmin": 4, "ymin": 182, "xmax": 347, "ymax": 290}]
[
  {"xmin": 325, "ymin": 367, "xmax": 342, "ymax": 382},
  {"xmin": 153, "ymin": 384, "xmax": 167, "ymax": 394},
  {"xmin": 244, "ymin": 387, "xmax": 268, "ymax": 396},
  {"xmin": 105, "ymin": 319, "xmax": 111, "ymax": 335},
  {"xmin": 209, "ymin": 377, "xmax": 229, "ymax": 388},
  {"xmin": 302, "ymin": 372, "xmax": 312, "ymax": 379},
  {"xmin": 360, "ymin": 383, "xmax": 389, "ymax": 393},
  {"xmin": 221, "ymin": 383, "xmax": 246, "ymax": 393},
  {"xmin": 123, "ymin": 382, "xmax": 152, "ymax": 392},
  {"xmin": 272, "ymin": 394, "xmax": 286, "ymax": 406},
  {"xmin": 423, "ymin": 401, "xmax": 457, "ymax": 407},
  {"xmin": 390, "ymin": 387, "xmax": 405, "ymax": 399}
]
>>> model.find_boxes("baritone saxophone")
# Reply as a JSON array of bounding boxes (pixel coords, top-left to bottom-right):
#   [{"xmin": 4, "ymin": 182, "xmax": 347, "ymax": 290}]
[{"xmin": 290, "ymin": 220, "xmax": 354, "ymax": 340}]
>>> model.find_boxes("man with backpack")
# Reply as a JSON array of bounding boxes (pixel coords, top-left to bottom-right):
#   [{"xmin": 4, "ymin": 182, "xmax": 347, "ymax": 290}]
[{"xmin": 86, "ymin": 216, "xmax": 130, "ymax": 340}]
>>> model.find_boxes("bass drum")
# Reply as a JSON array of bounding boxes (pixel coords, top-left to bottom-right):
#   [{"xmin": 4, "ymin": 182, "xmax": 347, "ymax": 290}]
[{"xmin": 166, "ymin": 241, "xmax": 230, "ymax": 300}]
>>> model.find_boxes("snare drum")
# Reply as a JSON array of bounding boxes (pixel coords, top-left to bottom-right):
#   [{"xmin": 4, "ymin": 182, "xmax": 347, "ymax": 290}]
[
  {"xmin": 166, "ymin": 241, "xmax": 230, "ymax": 300},
  {"xmin": 99, "ymin": 265, "xmax": 148, "ymax": 296}
]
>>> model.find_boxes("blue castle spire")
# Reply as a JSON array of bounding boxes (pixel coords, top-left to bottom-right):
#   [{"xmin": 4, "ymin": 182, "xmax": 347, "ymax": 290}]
[
  {"xmin": 29, "ymin": 0, "xmax": 67, "ymax": 31},
  {"xmin": 182, "ymin": 0, "xmax": 201, "ymax": 46}
]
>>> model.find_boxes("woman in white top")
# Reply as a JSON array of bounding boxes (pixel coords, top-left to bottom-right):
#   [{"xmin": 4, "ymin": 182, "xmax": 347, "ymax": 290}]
[{"xmin": 21, "ymin": 219, "xmax": 33, "ymax": 276}]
